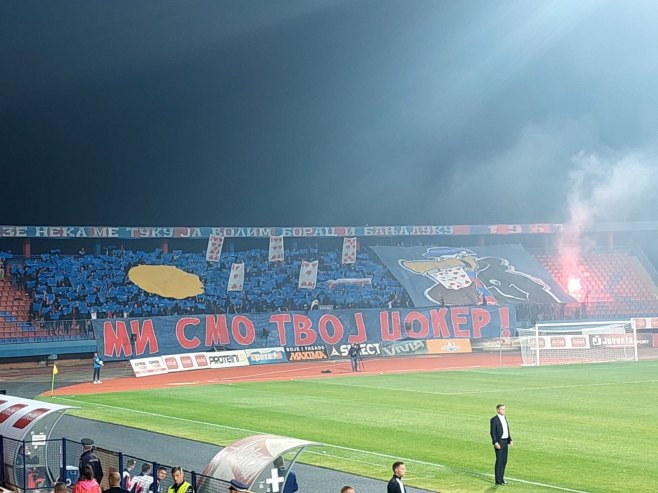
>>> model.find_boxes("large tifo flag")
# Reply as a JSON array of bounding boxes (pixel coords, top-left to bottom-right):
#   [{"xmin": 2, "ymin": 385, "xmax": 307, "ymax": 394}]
[
  {"xmin": 342, "ymin": 237, "xmax": 357, "ymax": 264},
  {"xmin": 206, "ymin": 234, "xmax": 224, "ymax": 263},
  {"xmin": 298, "ymin": 260, "xmax": 318, "ymax": 289},
  {"xmin": 370, "ymin": 244, "xmax": 574, "ymax": 308},
  {"xmin": 268, "ymin": 235, "xmax": 284, "ymax": 262},
  {"xmin": 227, "ymin": 263, "xmax": 245, "ymax": 292}
]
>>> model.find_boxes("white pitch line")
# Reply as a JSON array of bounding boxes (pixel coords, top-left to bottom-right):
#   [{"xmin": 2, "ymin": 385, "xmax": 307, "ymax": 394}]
[
  {"xmin": 52, "ymin": 396, "xmax": 263, "ymax": 435},
  {"xmin": 311, "ymin": 377, "xmax": 658, "ymax": 396},
  {"xmin": 52, "ymin": 396, "xmax": 589, "ymax": 492},
  {"xmin": 303, "ymin": 448, "xmax": 592, "ymax": 492}
]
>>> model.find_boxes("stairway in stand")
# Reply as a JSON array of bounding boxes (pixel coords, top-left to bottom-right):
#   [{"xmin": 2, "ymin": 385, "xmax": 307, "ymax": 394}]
[{"xmin": 0, "ymin": 279, "xmax": 32, "ymax": 338}]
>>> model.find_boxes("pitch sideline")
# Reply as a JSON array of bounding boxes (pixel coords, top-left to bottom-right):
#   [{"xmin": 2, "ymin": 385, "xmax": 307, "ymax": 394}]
[{"xmin": 51, "ymin": 396, "xmax": 590, "ymax": 493}]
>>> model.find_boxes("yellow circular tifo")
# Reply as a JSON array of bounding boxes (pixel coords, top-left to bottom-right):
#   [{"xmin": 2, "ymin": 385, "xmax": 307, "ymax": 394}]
[{"xmin": 128, "ymin": 265, "xmax": 204, "ymax": 299}]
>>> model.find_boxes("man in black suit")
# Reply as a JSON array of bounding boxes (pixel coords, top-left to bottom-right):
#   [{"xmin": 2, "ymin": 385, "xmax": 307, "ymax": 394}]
[
  {"xmin": 490, "ymin": 404, "xmax": 512, "ymax": 485},
  {"xmin": 387, "ymin": 461, "xmax": 406, "ymax": 493}
]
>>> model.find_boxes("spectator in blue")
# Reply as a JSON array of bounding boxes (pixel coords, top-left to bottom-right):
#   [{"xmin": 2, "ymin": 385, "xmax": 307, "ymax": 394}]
[
  {"xmin": 92, "ymin": 353, "xmax": 104, "ymax": 384},
  {"xmin": 273, "ymin": 457, "xmax": 298, "ymax": 493}
]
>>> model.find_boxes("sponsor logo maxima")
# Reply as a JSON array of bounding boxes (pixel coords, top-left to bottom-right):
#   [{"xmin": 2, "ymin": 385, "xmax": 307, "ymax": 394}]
[
  {"xmin": 381, "ymin": 339, "xmax": 427, "ymax": 356},
  {"xmin": 284, "ymin": 345, "xmax": 329, "ymax": 361},
  {"xmin": 245, "ymin": 347, "xmax": 288, "ymax": 365},
  {"xmin": 328, "ymin": 343, "xmax": 382, "ymax": 359}
]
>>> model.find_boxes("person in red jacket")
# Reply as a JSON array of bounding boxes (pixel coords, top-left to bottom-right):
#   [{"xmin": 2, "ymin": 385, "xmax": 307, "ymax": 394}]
[{"xmin": 73, "ymin": 466, "xmax": 102, "ymax": 493}]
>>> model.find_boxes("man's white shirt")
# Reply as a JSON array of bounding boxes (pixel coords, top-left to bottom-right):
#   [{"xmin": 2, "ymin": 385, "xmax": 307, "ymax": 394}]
[{"xmin": 498, "ymin": 414, "xmax": 509, "ymax": 439}]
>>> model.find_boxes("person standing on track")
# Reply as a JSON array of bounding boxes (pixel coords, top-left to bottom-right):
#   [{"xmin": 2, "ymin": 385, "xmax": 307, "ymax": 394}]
[
  {"xmin": 348, "ymin": 343, "xmax": 360, "ymax": 372},
  {"xmin": 490, "ymin": 403, "xmax": 513, "ymax": 486},
  {"xmin": 92, "ymin": 353, "xmax": 104, "ymax": 384}
]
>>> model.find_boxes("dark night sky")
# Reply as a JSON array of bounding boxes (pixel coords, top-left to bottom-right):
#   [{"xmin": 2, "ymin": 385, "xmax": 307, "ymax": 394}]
[{"xmin": 3, "ymin": 0, "xmax": 658, "ymax": 228}]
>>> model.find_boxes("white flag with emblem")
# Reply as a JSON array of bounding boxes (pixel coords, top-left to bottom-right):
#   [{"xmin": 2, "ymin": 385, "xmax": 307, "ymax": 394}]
[
  {"xmin": 341, "ymin": 237, "xmax": 357, "ymax": 264},
  {"xmin": 205, "ymin": 234, "xmax": 224, "ymax": 263},
  {"xmin": 268, "ymin": 235, "xmax": 285, "ymax": 262},
  {"xmin": 227, "ymin": 262, "xmax": 245, "ymax": 292},
  {"xmin": 298, "ymin": 260, "xmax": 318, "ymax": 289}
]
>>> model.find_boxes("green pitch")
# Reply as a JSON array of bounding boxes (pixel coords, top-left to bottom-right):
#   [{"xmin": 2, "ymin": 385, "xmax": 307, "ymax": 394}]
[{"xmin": 50, "ymin": 361, "xmax": 658, "ymax": 493}]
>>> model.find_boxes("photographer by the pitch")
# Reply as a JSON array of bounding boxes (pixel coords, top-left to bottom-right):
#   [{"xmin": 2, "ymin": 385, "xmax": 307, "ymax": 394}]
[{"xmin": 348, "ymin": 343, "xmax": 361, "ymax": 372}]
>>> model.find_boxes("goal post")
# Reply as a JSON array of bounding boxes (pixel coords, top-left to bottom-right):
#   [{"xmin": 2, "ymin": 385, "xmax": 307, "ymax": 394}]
[{"xmin": 518, "ymin": 320, "xmax": 638, "ymax": 366}]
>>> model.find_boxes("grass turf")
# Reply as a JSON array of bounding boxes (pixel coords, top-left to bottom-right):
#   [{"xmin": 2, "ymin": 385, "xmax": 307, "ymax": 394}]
[{"xmin": 49, "ymin": 360, "xmax": 658, "ymax": 492}]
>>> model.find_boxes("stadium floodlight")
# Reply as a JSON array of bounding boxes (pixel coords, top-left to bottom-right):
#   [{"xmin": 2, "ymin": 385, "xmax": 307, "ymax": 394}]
[{"xmin": 518, "ymin": 320, "xmax": 638, "ymax": 366}]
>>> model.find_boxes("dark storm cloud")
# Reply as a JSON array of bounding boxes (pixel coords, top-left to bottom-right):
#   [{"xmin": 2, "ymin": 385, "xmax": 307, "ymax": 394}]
[{"xmin": 2, "ymin": 0, "xmax": 658, "ymax": 227}]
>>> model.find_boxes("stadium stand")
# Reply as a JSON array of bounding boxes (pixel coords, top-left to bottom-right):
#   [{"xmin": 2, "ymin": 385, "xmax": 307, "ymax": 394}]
[
  {"xmin": 17, "ymin": 247, "xmax": 404, "ymax": 322},
  {"xmin": 0, "ymin": 279, "xmax": 34, "ymax": 340},
  {"xmin": 2, "ymin": 241, "xmax": 658, "ymax": 344},
  {"xmin": 535, "ymin": 248, "xmax": 658, "ymax": 319}
]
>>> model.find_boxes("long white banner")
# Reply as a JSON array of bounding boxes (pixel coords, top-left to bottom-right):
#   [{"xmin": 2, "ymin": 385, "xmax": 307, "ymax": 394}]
[
  {"xmin": 130, "ymin": 357, "xmax": 168, "ymax": 377},
  {"xmin": 130, "ymin": 350, "xmax": 249, "ymax": 377},
  {"xmin": 526, "ymin": 334, "xmax": 591, "ymax": 350}
]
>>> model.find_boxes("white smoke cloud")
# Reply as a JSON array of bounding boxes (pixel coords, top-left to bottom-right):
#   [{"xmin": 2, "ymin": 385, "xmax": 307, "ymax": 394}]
[{"xmin": 558, "ymin": 151, "xmax": 658, "ymax": 295}]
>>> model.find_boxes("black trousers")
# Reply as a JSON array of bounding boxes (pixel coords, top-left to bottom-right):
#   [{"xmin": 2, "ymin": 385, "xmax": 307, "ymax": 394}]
[{"xmin": 494, "ymin": 438, "xmax": 510, "ymax": 484}]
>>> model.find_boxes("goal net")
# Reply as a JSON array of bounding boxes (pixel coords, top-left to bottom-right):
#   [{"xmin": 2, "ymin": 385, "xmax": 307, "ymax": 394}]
[{"xmin": 518, "ymin": 320, "xmax": 638, "ymax": 366}]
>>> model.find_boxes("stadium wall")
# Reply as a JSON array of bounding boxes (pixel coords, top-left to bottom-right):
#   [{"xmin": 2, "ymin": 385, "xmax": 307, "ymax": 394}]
[{"xmin": 0, "ymin": 340, "xmax": 96, "ymax": 360}]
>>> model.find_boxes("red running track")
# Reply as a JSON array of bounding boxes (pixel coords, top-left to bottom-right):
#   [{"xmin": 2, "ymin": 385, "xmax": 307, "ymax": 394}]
[{"xmin": 49, "ymin": 352, "xmax": 522, "ymax": 396}]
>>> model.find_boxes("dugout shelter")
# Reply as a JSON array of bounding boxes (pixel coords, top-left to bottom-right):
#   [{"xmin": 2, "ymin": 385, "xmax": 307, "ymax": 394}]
[
  {"xmin": 199, "ymin": 434, "xmax": 321, "ymax": 493},
  {"xmin": 0, "ymin": 395, "xmax": 76, "ymax": 493}
]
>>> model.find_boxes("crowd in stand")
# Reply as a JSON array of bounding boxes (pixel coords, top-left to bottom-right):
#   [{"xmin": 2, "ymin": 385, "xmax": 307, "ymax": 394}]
[
  {"xmin": 9, "ymin": 247, "xmax": 407, "ymax": 323},
  {"xmin": 4, "ymin": 242, "xmax": 653, "ymax": 332}
]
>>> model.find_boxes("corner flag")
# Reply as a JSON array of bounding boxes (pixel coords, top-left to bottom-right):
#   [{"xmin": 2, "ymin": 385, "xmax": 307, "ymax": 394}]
[{"xmin": 50, "ymin": 364, "xmax": 59, "ymax": 397}]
